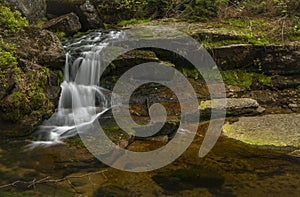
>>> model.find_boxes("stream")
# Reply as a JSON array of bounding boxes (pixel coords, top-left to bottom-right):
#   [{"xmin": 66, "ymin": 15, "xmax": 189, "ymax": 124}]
[{"xmin": 0, "ymin": 29, "xmax": 299, "ymax": 197}]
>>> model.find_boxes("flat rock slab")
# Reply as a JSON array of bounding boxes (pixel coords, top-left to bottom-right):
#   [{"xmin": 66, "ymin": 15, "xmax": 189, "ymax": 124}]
[
  {"xmin": 223, "ymin": 113, "xmax": 300, "ymax": 148},
  {"xmin": 200, "ymin": 98, "xmax": 265, "ymax": 118}
]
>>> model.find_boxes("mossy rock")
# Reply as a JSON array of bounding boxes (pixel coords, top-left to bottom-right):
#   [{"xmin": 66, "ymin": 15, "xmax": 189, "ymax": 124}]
[{"xmin": 223, "ymin": 113, "xmax": 300, "ymax": 148}]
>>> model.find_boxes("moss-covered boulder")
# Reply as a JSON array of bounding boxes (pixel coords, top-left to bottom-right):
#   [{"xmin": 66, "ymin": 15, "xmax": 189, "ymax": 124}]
[
  {"xmin": 223, "ymin": 113, "xmax": 300, "ymax": 148},
  {"xmin": 0, "ymin": 28, "xmax": 64, "ymax": 138},
  {"xmin": 6, "ymin": 27, "xmax": 65, "ymax": 68}
]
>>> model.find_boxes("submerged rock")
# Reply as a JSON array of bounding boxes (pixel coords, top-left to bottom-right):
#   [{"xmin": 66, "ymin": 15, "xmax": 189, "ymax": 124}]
[{"xmin": 223, "ymin": 113, "xmax": 300, "ymax": 148}]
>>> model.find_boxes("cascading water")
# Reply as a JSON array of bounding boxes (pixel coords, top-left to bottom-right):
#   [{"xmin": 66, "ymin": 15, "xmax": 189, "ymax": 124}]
[{"xmin": 31, "ymin": 30, "xmax": 125, "ymax": 147}]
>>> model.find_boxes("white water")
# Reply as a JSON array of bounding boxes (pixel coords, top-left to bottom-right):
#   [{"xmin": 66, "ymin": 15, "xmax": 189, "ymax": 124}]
[{"xmin": 30, "ymin": 30, "xmax": 125, "ymax": 147}]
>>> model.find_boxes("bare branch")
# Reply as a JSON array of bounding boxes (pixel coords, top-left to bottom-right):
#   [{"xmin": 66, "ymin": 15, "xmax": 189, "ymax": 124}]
[{"xmin": 0, "ymin": 169, "xmax": 108, "ymax": 190}]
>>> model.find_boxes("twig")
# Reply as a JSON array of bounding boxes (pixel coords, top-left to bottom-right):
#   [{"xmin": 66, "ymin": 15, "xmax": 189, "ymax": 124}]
[{"xmin": 0, "ymin": 169, "xmax": 108, "ymax": 190}]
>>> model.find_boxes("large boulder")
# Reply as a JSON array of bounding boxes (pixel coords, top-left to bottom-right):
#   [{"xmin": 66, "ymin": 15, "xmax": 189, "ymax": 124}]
[
  {"xmin": 0, "ymin": 28, "xmax": 64, "ymax": 137},
  {"xmin": 6, "ymin": 27, "xmax": 65, "ymax": 68},
  {"xmin": 43, "ymin": 12, "xmax": 82, "ymax": 36},
  {"xmin": 6, "ymin": 0, "xmax": 47, "ymax": 22}
]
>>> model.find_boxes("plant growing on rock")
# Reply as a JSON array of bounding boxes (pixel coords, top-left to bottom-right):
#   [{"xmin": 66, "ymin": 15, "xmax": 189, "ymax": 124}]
[{"xmin": 0, "ymin": 4, "xmax": 28, "ymax": 36}]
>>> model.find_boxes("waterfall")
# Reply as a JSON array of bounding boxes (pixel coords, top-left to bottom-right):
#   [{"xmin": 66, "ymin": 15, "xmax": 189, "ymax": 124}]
[{"xmin": 30, "ymin": 30, "xmax": 125, "ymax": 147}]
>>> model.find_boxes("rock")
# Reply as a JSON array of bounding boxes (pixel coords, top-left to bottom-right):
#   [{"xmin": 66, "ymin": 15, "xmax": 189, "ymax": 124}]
[
  {"xmin": 46, "ymin": 0, "xmax": 104, "ymax": 30},
  {"xmin": 212, "ymin": 44, "xmax": 300, "ymax": 76},
  {"xmin": 212, "ymin": 44, "xmax": 256, "ymax": 70},
  {"xmin": 0, "ymin": 28, "xmax": 64, "ymax": 137},
  {"xmin": 7, "ymin": 28, "xmax": 65, "ymax": 68},
  {"xmin": 199, "ymin": 98, "xmax": 264, "ymax": 118},
  {"xmin": 223, "ymin": 113, "xmax": 300, "ymax": 148},
  {"xmin": 43, "ymin": 12, "xmax": 82, "ymax": 36},
  {"xmin": 142, "ymin": 135, "xmax": 169, "ymax": 143},
  {"xmin": 7, "ymin": 0, "xmax": 46, "ymax": 22},
  {"xmin": 257, "ymin": 44, "xmax": 300, "ymax": 75},
  {"xmin": 289, "ymin": 103, "xmax": 300, "ymax": 112},
  {"xmin": 79, "ymin": 0, "xmax": 103, "ymax": 29},
  {"xmin": 0, "ymin": 60, "xmax": 60, "ymax": 137}
]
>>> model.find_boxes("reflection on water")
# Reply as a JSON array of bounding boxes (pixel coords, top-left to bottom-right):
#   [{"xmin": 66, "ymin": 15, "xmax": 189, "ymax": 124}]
[{"xmin": 0, "ymin": 122, "xmax": 299, "ymax": 197}]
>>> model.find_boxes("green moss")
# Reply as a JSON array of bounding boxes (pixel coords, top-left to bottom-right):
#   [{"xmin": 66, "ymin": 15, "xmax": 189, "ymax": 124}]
[
  {"xmin": 202, "ymin": 39, "xmax": 246, "ymax": 48},
  {"xmin": 221, "ymin": 70, "xmax": 272, "ymax": 89},
  {"xmin": 180, "ymin": 67, "xmax": 200, "ymax": 79},
  {"xmin": 55, "ymin": 31, "xmax": 68, "ymax": 41},
  {"xmin": 0, "ymin": 38, "xmax": 17, "ymax": 67},
  {"xmin": 4, "ymin": 91, "xmax": 28, "ymax": 121},
  {"xmin": 65, "ymin": 136, "xmax": 85, "ymax": 149},
  {"xmin": 0, "ymin": 55, "xmax": 54, "ymax": 122},
  {"xmin": 118, "ymin": 18, "xmax": 150, "ymax": 26},
  {"xmin": 0, "ymin": 191, "xmax": 30, "ymax": 197},
  {"xmin": 57, "ymin": 70, "xmax": 64, "ymax": 85},
  {"xmin": 290, "ymin": 35, "xmax": 300, "ymax": 41},
  {"xmin": 221, "ymin": 70, "xmax": 253, "ymax": 89},
  {"xmin": 256, "ymin": 73, "xmax": 272, "ymax": 85},
  {"xmin": 0, "ymin": 5, "xmax": 28, "ymax": 36}
]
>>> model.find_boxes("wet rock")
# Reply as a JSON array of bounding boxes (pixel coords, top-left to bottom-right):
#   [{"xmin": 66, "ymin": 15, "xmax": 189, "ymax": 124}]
[
  {"xmin": 43, "ymin": 12, "xmax": 82, "ymax": 36},
  {"xmin": 223, "ymin": 113, "xmax": 300, "ymax": 148},
  {"xmin": 199, "ymin": 98, "xmax": 265, "ymax": 118},
  {"xmin": 7, "ymin": 0, "xmax": 46, "ymax": 22}
]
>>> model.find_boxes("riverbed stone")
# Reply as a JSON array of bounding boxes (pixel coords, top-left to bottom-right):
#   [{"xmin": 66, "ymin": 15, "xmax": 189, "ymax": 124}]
[
  {"xmin": 223, "ymin": 113, "xmax": 300, "ymax": 148},
  {"xmin": 199, "ymin": 98, "xmax": 265, "ymax": 118}
]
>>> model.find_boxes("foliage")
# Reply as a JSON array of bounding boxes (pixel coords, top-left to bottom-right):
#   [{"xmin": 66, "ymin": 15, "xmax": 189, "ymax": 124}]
[
  {"xmin": 221, "ymin": 69, "xmax": 272, "ymax": 89},
  {"xmin": 0, "ymin": 5, "xmax": 28, "ymax": 36}
]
